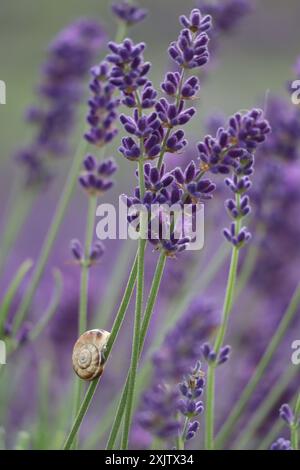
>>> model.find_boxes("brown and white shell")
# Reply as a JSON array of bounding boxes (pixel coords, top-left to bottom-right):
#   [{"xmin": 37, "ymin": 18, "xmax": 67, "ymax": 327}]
[{"xmin": 72, "ymin": 329, "xmax": 110, "ymax": 381}]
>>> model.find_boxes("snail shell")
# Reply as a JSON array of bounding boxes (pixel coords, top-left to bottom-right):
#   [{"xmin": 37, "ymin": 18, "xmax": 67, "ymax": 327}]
[{"xmin": 72, "ymin": 329, "xmax": 110, "ymax": 381}]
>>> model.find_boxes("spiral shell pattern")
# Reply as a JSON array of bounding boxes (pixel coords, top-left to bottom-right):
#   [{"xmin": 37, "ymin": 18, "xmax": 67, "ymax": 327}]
[{"xmin": 72, "ymin": 329, "xmax": 110, "ymax": 381}]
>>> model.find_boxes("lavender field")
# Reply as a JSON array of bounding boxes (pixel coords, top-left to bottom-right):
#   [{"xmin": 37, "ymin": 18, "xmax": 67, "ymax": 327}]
[{"xmin": 0, "ymin": 0, "xmax": 299, "ymax": 452}]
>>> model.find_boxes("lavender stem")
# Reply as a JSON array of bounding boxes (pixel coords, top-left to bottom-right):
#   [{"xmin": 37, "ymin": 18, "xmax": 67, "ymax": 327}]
[
  {"xmin": 107, "ymin": 252, "xmax": 166, "ymax": 449},
  {"xmin": 291, "ymin": 393, "xmax": 300, "ymax": 450},
  {"xmin": 205, "ymin": 194, "xmax": 242, "ymax": 450},
  {"xmin": 72, "ymin": 195, "xmax": 98, "ymax": 448},
  {"xmin": 84, "ymin": 243, "xmax": 228, "ymax": 449},
  {"xmin": 121, "ymin": 155, "xmax": 146, "ymax": 449},
  {"xmin": 63, "ymin": 252, "xmax": 138, "ymax": 450}
]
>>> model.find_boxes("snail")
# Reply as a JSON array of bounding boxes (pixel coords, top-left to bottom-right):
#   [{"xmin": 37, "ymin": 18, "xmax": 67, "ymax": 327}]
[{"xmin": 72, "ymin": 329, "xmax": 110, "ymax": 381}]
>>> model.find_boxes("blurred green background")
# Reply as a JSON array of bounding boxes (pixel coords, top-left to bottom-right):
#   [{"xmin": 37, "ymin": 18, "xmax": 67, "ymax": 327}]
[{"xmin": 0, "ymin": 0, "xmax": 299, "ymax": 203}]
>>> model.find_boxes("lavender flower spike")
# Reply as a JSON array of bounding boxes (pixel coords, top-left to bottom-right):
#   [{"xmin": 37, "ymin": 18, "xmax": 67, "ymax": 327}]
[
  {"xmin": 84, "ymin": 62, "xmax": 120, "ymax": 147},
  {"xmin": 201, "ymin": 342, "xmax": 231, "ymax": 366},
  {"xmin": 112, "ymin": 1, "xmax": 148, "ymax": 25},
  {"xmin": 107, "ymin": 39, "xmax": 150, "ymax": 94},
  {"xmin": 279, "ymin": 403, "xmax": 295, "ymax": 426},
  {"xmin": 79, "ymin": 155, "xmax": 117, "ymax": 196},
  {"xmin": 270, "ymin": 437, "xmax": 292, "ymax": 451},
  {"xmin": 178, "ymin": 361, "xmax": 205, "ymax": 443},
  {"xmin": 70, "ymin": 238, "xmax": 105, "ymax": 266},
  {"xmin": 169, "ymin": 8, "xmax": 211, "ymax": 70}
]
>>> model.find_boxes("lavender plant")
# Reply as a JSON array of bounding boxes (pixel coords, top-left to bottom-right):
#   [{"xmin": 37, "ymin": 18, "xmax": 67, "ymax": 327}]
[{"xmin": 2, "ymin": 1, "xmax": 300, "ymax": 453}]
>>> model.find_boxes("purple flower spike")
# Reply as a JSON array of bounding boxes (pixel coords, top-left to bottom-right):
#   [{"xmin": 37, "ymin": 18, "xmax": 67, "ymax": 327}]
[
  {"xmin": 79, "ymin": 155, "xmax": 117, "ymax": 196},
  {"xmin": 168, "ymin": 28, "xmax": 210, "ymax": 70},
  {"xmin": 120, "ymin": 110, "xmax": 161, "ymax": 138},
  {"xmin": 119, "ymin": 110, "xmax": 164, "ymax": 161},
  {"xmin": 217, "ymin": 345, "xmax": 232, "ymax": 365},
  {"xmin": 143, "ymin": 163, "xmax": 174, "ymax": 192},
  {"xmin": 119, "ymin": 136, "xmax": 141, "ymax": 161},
  {"xmin": 179, "ymin": 8, "xmax": 212, "ymax": 34},
  {"xmin": 223, "ymin": 223, "xmax": 251, "ymax": 248},
  {"xmin": 166, "ymin": 130, "xmax": 187, "ymax": 153},
  {"xmin": 70, "ymin": 239, "xmax": 83, "ymax": 262},
  {"xmin": 112, "ymin": 1, "xmax": 148, "ymax": 25},
  {"xmin": 156, "ymin": 98, "xmax": 196, "ymax": 128},
  {"xmin": 186, "ymin": 421, "xmax": 200, "ymax": 441},
  {"xmin": 108, "ymin": 38, "xmax": 150, "ymax": 95},
  {"xmin": 270, "ymin": 437, "xmax": 292, "ymax": 451},
  {"xmin": 201, "ymin": 342, "xmax": 231, "ymax": 366},
  {"xmin": 197, "ymin": 108, "xmax": 270, "ymax": 248},
  {"xmin": 173, "ymin": 161, "xmax": 216, "ymax": 204},
  {"xmin": 161, "ymin": 73, "xmax": 200, "ymax": 100},
  {"xmin": 89, "ymin": 241, "xmax": 105, "ymax": 264},
  {"xmin": 70, "ymin": 238, "xmax": 105, "ymax": 266},
  {"xmin": 178, "ymin": 361, "xmax": 205, "ymax": 442},
  {"xmin": 85, "ymin": 61, "xmax": 120, "ymax": 147},
  {"xmin": 123, "ymin": 81, "xmax": 157, "ymax": 109},
  {"xmin": 279, "ymin": 404, "xmax": 295, "ymax": 426}
]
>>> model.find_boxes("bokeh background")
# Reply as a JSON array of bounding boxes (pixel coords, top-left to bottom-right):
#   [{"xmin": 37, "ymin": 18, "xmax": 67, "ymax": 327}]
[{"xmin": 0, "ymin": 0, "xmax": 299, "ymax": 450}]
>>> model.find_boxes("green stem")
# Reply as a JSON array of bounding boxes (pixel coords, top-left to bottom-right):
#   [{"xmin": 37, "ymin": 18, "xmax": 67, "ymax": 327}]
[
  {"xmin": 63, "ymin": 252, "xmax": 138, "ymax": 450},
  {"xmin": 115, "ymin": 21, "xmax": 127, "ymax": 43},
  {"xmin": 177, "ymin": 417, "xmax": 189, "ymax": 450},
  {"xmin": 214, "ymin": 246, "xmax": 240, "ymax": 353},
  {"xmin": 83, "ymin": 243, "xmax": 228, "ymax": 449},
  {"xmin": 12, "ymin": 138, "xmax": 88, "ymax": 334},
  {"xmin": 205, "ymin": 194, "xmax": 242, "ymax": 450},
  {"xmin": 291, "ymin": 392, "xmax": 300, "ymax": 450},
  {"xmin": 107, "ymin": 253, "xmax": 166, "ymax": 450},
  {"xmin": 121, "ymin": 236, "xmax": 146, "ymax": 449},
  {"xmin": 205, "ymin": 364, "xmax": 216, "ymax": 450},
  {"xmin": 157, "ymin": 128, "xmax": 172, "ymax": 171},
  {"xmin": 215, "ymin": 280, "xmax": 300, "ymax": 449},
  {"xmin": 120, "ymin": 103, "xmax": 146, "ymax": 449},
  {"xmin": 79, "ymin": 196, "xmax": 98, "ymax": 335},
  {"xmin": 73, "ymin": 196, "xmax": 97, "ymax": 448}
]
